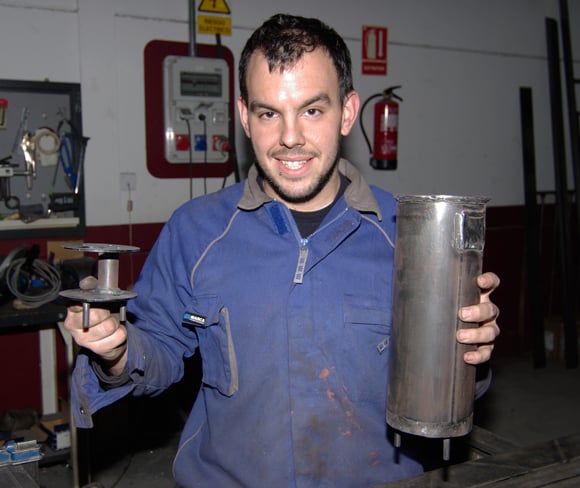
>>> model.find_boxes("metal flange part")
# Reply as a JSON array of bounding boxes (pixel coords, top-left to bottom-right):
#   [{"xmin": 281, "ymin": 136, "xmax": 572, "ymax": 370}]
[
  {"xmin": 62, "ymin": 243, "xmax": 140, "ymax": 254},
  {"xmin": 59, "ymin": 288, "xmax": 137, "ymax": 303},
  {"xmin": 59, "ymin": 242, "xmax": 140, "ymax": 329}
]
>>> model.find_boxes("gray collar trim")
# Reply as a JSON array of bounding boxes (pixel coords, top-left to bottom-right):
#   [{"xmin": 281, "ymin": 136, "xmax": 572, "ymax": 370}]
[{"xmin": 237, "ymin": 159, "xmax": 382, "ymax": 221}]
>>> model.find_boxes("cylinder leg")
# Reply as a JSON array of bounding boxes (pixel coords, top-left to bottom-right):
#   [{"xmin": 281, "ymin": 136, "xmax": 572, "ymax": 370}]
[
  {"xmin": 82, "ymin": 302, "xmax": 91, "ymax": 330},
  {"xmin": 443, "ymin": 438, "xmax": 450, "ymax": 461}
]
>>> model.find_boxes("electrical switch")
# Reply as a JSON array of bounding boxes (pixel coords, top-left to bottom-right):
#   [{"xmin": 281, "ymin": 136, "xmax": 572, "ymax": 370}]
[{"xmin": 175, "ymin": 134, "xmax": 190, "ymax": 151}]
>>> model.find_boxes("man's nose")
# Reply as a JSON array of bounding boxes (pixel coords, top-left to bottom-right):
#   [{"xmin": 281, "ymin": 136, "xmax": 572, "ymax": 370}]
[{"xmin": 279, "ymin": 118, "xmax": 305, "ymax": 148}]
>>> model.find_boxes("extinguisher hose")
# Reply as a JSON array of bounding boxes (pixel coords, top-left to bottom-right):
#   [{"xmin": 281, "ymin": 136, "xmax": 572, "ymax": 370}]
[{"xmin": 359, "ymin": 93, "xmax": 383, "ymax": 155}]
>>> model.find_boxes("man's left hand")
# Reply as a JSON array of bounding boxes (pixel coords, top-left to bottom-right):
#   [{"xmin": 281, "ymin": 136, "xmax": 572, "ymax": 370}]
[{"xmin": 456, "ymin": 272, "xmax": 501, "ymax": 365}]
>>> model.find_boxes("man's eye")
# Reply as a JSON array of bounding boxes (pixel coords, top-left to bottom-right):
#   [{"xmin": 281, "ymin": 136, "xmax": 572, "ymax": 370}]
[
  {"xmin": 305, "ymin": 108, "xmax": 321, "ymax": 117},
  {"xmin": 259, "ymin": 111, "xmax": 276, "ymax": 119}
]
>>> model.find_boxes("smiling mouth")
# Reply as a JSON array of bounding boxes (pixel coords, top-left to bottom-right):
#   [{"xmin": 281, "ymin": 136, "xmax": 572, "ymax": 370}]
[{"xmin": 279, "ymin": 159, "xmax": 309, "ymax": 170}]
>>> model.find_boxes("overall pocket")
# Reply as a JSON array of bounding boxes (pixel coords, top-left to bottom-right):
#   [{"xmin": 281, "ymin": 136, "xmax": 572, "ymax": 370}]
[
  {"xmin": 182, "ymin": 294, "xmax": 239, "ymax": 396},
  {"xmin": 342, "ymin": 294, "xmax": 392, "ymax": 402}
]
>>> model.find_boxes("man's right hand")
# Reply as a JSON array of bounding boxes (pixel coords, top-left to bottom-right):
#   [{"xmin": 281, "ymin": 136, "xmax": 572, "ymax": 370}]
[{"xmin": 63, "ymin": 276, "xmax": 129, "ymax": 376}]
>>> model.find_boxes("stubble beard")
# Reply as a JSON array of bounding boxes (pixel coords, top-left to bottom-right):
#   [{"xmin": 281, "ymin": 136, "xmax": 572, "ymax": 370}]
[{"xmin": 256, "ymin": 150, "xmax": 340, "ymax": 205}]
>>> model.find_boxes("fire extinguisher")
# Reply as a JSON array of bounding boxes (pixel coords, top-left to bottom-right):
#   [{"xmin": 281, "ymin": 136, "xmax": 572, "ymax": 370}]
[{"xmin": 360, "ymin": 86, "xmax": 402, "ymax": 170}]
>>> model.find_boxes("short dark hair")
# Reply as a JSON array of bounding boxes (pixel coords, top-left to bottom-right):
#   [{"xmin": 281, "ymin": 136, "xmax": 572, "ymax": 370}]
[{"xmin": 239, "ymin": 13, "xmax": 354, "ymax": 103}]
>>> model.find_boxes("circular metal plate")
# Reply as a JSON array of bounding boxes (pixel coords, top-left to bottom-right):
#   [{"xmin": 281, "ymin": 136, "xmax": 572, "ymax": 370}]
[
  {"xmin": 60, "ymin": 288, "xmax": 137, "ymax": 302},
  {"xmin": 62, "ymin": 243, "xmax": 140, "ymax": 253}
]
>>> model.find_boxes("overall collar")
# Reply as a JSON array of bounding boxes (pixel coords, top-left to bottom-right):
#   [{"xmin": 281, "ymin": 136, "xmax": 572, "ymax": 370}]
[{"xmin": 237, "ymin": 159, "xmax": 382, "ymax": 221}]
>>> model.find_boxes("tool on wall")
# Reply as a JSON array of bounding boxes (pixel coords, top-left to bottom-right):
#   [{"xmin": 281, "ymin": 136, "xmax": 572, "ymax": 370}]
[
  {"xmin": 0, "ymin": 155, "xmax": 20, "ymax": 210},
  {"xmin": 48, "ymin": 118, "xmax": 89, "ymax": 213},
  {"xmin": 0, "ymin": 107, "xmax": 37, "ymax": 210},
  {"xmin": 360, "ymin": 86, "xmax": 402, "ymax": 170},
  {"xmin": 10, "ymin": 107, "xmax": 37, "ymax": 190},
  {"xmin": 20, "ymin": 131, "xmax": 36, "ymax": 191},
  {"xmin": 59, "ymin": 243, "xmax": 139, "ymax": 329}
]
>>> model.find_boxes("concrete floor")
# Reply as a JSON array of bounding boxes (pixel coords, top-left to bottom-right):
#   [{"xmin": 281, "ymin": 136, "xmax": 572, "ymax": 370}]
[
  {"xmin": 35, "ymin": 354, "xmax": 580, "ymax": 487},
  {"xmin": 474, "ymin": 356, "xmax": 580, "ymax": 447}
]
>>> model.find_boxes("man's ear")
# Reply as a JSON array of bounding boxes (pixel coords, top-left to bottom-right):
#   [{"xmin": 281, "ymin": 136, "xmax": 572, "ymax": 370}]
[
  {"xmin": 340, "ymin": 91, "xmax": 361, "ymax": 136},
  {"xmin": 237, "ymin": 96, "xmax": 251, "ymax": 138}
]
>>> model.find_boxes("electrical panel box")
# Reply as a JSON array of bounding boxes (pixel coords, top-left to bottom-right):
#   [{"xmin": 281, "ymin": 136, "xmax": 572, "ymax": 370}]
[{"xmin": 163, "ymin": 55, "xmax": 230, "ymax": 164}]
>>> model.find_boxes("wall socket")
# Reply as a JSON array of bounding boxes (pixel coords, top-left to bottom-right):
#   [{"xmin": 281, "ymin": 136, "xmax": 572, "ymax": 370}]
[{"xmin": 120, "ymin": 172, "xmax": 136, "ymax": 191}]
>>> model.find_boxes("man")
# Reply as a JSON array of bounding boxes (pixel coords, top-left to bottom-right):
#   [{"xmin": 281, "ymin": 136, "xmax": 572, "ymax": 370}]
[{"xmin": 65, "ymin": 13, "xmax": 500, "ymax": 487}]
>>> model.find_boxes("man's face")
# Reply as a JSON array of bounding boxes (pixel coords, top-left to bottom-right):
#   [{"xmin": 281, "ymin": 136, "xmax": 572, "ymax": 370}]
[{"xmin": 238, "ymin": 48, "xmax": 360, "ymax": 212}]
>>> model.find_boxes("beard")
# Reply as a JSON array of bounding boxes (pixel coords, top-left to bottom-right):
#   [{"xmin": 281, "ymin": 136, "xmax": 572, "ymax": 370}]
[{"xmin": 255, "ymin": 149, "xmax": 341, "ymax": 205}]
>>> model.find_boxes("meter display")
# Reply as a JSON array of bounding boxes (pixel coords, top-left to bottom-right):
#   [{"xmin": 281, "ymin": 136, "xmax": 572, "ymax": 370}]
[
  {"xmin": 163, "ymin": 55, "xmax": 230, "ymax": 164},
  {"xmin": 180, "ymin": 72, "xmax": 222, "ymax": 98}
]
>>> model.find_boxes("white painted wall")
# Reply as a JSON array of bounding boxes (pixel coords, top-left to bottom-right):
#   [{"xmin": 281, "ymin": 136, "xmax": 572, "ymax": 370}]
[{"xmin": 0, "ymin": 0, "xmax": 578, "ymax": 226}]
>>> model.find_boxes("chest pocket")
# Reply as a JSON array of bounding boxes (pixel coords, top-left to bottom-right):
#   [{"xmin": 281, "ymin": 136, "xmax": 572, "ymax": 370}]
[
  {"xmin": 182, "ymin": 295, "xmax": 239, "ymax": 396},
  {"xmin": 342, "ymin": 294, "xmax": 392, "ymax": 402}
]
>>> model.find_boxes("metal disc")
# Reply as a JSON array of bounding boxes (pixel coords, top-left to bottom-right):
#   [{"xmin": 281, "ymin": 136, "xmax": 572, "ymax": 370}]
[
  {"xmin": 60, "ymin": 288, "xmax": 137, "ymax": 302},
  {"xmin": 62, "ymin": 243, "xmax": 140, "ymax": 253}
]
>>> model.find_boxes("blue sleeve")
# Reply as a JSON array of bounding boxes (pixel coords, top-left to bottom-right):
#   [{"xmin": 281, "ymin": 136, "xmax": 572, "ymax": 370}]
[{"xmin": 70, "ymin": 208, "xmax": 201, "ymax": 427}]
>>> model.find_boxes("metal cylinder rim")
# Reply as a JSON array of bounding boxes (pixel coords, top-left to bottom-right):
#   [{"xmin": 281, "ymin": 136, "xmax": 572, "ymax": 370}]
[{"xmin": 395, "ymin": 194, "xmax": 490, "ymax": 205}]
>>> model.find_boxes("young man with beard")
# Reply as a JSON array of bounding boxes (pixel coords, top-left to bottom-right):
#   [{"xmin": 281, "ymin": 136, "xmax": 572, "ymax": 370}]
[{"xmin": 64, "ymin": 13, "xmax": 501, "ymax": 487}]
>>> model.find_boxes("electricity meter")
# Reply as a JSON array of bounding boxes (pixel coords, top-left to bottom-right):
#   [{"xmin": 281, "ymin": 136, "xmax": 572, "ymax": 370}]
[{"xmin": 163, "ymin": 55, "xmax": 230, "ymax": 164}]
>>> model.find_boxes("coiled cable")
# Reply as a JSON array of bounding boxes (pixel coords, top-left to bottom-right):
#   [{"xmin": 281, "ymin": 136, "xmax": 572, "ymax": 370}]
[{"xmin": 5, "ymin": 257, "xmax": 61, "ymax": 307}]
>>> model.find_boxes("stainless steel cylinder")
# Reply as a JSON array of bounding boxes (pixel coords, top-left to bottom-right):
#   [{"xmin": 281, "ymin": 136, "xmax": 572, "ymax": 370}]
[
  {"xmin": 386, "ymin": 195, "xmax": 489, "ymax": 441},
  {"xmin": 97, "ymin": 254, "xmax": 120, "ymax": 293}
]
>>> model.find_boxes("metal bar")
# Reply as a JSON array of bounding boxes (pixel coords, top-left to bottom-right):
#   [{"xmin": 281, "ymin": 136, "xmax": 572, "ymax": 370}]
[
  {"xmin": 558, "ymin": 0, "xmax": 580, "ymax": 237},
  {"xmin": 545, "ymin": 18, "xmax": 578, "ymax": 368},
  {"xmin": 519, "ymin": 87, "xmax": 546, "ymax": 368}
]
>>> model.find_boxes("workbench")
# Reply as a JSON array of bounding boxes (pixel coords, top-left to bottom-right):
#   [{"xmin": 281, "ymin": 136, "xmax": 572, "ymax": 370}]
[{"xmin": 0, "ymin": 300, "xmax": 66, "ymax": 327}]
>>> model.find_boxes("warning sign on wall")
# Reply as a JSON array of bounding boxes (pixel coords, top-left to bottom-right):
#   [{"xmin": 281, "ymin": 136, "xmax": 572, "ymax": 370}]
[
  {"xmin": 362, "ymin": 26, "xmax": 388, "ymax": 75},
  {"xmin": 198, "ymin": 0, "xmax": 230, "ymax": 14},
  {"xmin": 198, "ymin": 15, "xmax": 231, "ymax": 35},
  {"xmin": 197, "ymin": 0, "xmax": 231, "ymax": 35}
]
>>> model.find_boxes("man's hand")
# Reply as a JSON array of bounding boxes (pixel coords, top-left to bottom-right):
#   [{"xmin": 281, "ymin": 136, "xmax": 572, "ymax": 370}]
[
  {"xmin": 456, "ymin": 272, "xmax": 501, "ymax": 365},
  {"xmin": 63, "ymin": 276, "xmax": 128, "ymax": 376}
]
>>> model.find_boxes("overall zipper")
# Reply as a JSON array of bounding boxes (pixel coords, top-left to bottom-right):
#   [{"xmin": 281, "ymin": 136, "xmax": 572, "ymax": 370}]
[{"xmin": 285, "ymin": 205, "xmax": 350, "ymax": 285}]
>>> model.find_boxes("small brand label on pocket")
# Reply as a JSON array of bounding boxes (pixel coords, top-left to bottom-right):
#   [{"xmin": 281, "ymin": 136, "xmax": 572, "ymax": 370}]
[{"xmin": 183, "ymin": 311, "xmax": 206, "ymax": 326}]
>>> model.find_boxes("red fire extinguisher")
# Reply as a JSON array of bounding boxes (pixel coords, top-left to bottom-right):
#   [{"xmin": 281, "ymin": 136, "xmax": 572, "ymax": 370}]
[{"xmin": 360, "ymin": 86, "xmax": 402, "ymax": 170}]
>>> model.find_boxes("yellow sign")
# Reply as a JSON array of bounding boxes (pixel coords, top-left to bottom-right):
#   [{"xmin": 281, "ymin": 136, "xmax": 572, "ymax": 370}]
[
  {"xmin": 197, "ymin": 15, "xmax": 232, "ymax": 36},
  {"xmin": 198, "ymin": 0, "xmax": 230, "ymax": 14}
]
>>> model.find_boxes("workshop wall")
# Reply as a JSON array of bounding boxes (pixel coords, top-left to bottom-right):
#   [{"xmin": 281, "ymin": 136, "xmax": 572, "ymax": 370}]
[{"xmin": 0, "ymin": 0, "xmax": 578, "ymax": 227}]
